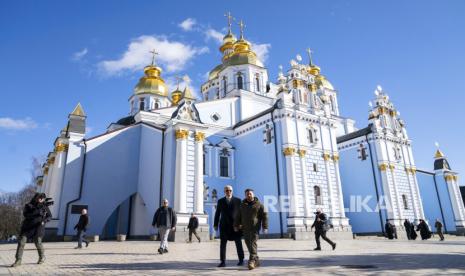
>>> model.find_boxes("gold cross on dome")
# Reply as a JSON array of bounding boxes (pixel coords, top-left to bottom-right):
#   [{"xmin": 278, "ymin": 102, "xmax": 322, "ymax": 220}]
[
  {"xmin": 306, "ymin": 48, "xmax": 314, "ymax": 66},
  {"xmin": 174, "ymin": 75, "xmax": 182, "ymax": 89},
  {"xmin": 238, "ymin": 19, "xmax": 245, "ymax": 39},
  {"xmin": 149, "ymin": 49, "xmax": 159, "ymax": 66},
  {"xmin": 224, "ymin": 12, "xmax": 235, "ymax": 32}
]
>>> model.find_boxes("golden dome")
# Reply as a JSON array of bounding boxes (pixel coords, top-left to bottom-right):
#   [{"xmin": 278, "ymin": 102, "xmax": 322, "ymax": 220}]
[
  {"xmin": 222, "ymin": 38, "xmax": 263, "ymax": 67},
  {"xmin": 308, "ymin": 65, "xmax": 321, "ymax": 76},
  {"xmin": 435, "ymin": 149, "xmax": 445, "ymax": 159},
  {"xmin": 171, "ymin": 88, "xmax": 183, "ymax": 106},
  {"xmin": 134, "ymin": 65, "xmax": 168, "ymax": 96},
  {"xmin": 208, "ymin": 64, "xmax": 223, "ymax": 80},
  {"xmin": 219, "ymin": 32, "xmax": 237, "ymax": 53}
]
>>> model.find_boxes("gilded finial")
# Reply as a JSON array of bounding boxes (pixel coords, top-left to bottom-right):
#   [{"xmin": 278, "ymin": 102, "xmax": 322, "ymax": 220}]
[
  {"xmin": 149, "ymin": 49, "xmax": 159, "ymax": 66},
  {"xmin": 224, "ymin": 11, "xmax": 235, "ymax": 34},
  {"xmin": 306, "ymin": 48, "xmax": 314, "ymax": 66},
  {"xmin": 238, "ymin": 19, "xmax": 245, "ymax": 40}
]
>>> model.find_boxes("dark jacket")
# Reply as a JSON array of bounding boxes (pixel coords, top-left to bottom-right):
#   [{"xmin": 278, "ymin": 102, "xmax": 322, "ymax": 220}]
[
  {"xmin": 152, "ymin": 207, "xmax": 177, "ymax": 228},
  {"xmin": 385, "ymin": 222, "xmax": 394, "ymax": 239},
  {"xmin": 312, "ymin": 212, "xmax": 330, "ymax": 233},
  {"xmin": 417, "ymin": 221, "xmax": 431, "ymax": 240},
  {"xmin": 214, "ymin": 196, "xmax": 242, "ymax": 240},
  {"xmin": 234, "ymin": 197, "xmax": 268, "ymax": 233},
  {"xmin": 74, "ymin": 214, "xmax": 89, "ymax": 232},
  {"xmin": 434, "ymin": 221, "xmax": 443, "ymax": 231},
  {"xmin": 20, "ymin": 198, "xmax": 52, "ymax": 239},
  {"xmin": 188, "ymin": 216, "xmax": 199, "ymax": 230}
]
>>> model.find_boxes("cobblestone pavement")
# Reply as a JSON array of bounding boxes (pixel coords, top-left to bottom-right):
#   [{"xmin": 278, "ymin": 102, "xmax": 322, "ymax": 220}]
[{"xmin": 1, "ymin": 236, "xmax": 465, "ymax": 275}]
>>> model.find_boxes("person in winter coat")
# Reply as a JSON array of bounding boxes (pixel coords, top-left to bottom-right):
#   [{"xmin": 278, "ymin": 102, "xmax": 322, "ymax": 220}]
[
  {"xmin": 404, "ymin": 219, "xmax": 413, "ymax": 240},
  {"xmin": 11, "ymin": 193, "xmax": 52, "ymax": 267},
  {"xmin": 187, "ymin": 213, "xmax": 201, "ymax": 243},
  {"xmin": 152, "ymin": 199, "xmax": 177, "ymax": 254},
  {"xmin": 74, "ymin": 209, "xmax": 90, "ymax": 249},
  {"xmin": 311, "ymin": 209, "xmax": 336, "ymax": 250},
  {"xmin": 385, "ymin": 220, "xmax": 395, "ymax": 240},
  {"xmin": 434, "ymin": 219, "xmax": 445, "ymax": 241},
  {"xmin": 416, "ymin": 219, "xmax": 432, "ymax": 240},
  {"xmin": 234, "ymin": 188, "xmax": 268, "ymax": 270},
  {"xmin": 214, "ymin": 185, "xmax": 244, "ymax": 267}
]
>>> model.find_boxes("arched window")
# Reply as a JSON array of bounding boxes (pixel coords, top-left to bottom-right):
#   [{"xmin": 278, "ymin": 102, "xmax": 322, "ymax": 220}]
[
  {"xmin": 139, "ymin": 98, "xmax": 145, "ymax": 111},
  {"xmin": 313, "ymin": 163, "xmax": 318, "ymax": 172},
  {"xmin": 330, "ymin": 95, "xmax": 336, "ymax": 112},
  {"xmin": 314, "ymin": 186, "xmax": 322, "ymax": 205},
  {"xmin": 154, "ymin": 101, "xmax": 160, "ymax": 109},
  {"xmin": 358, "ymin": 144, "xmax": 368, "ymax": 161},
  {"xmin": 219, "ymin": 148, "xmax": 230, "ymax": 177},
  {"xmin": 223, "ymin": 77, "xmax": 227, "ymax": 96},
  {"xmin": 255, "ymin": 74, "xmax": 260, "ymax": 92},
  {"xmin": 308, "ymin": 128, "xmax": 316, "ymax": 144},
  {"xmin": 237, "ymin": 73, "xmax": 243, "ymax": 90},
  {"xmin": 402, "ymin": 194, "xmax": 408, "ymax": 210}
]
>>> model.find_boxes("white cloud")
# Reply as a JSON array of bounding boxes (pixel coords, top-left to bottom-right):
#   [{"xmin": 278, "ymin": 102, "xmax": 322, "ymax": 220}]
[
  {"xmin": 179, "ymin": 18, "xmax": 197, "ymax": 31},
  {"xmin": 0, "ymin": 117, "xmax": 38, "ymax": 130},
  {"xmin": 98, "ymin": 35, "xmax": 208, "ymax": 76},
  {"xmin": 72, "ymin": 48, "xmax": 88, "ymax": 61},
  {"xmin": 204, "ymin": 28, "xmax": 224, "ymax": 44},
  {"xmin": 251, "ymin": 42, "xmax": 271, "ymax": 64}
]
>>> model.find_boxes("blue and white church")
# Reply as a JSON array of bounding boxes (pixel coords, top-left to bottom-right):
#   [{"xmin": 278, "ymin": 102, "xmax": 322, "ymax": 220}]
[{"xmin": 36, "ymin": 17, "xmax": 465, "ymax": 240}]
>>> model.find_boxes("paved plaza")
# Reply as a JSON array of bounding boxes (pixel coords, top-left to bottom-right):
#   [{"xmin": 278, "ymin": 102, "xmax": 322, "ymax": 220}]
[{"xmin": 1, "ymin": 236, "xmax": 465, "ymax": 275}]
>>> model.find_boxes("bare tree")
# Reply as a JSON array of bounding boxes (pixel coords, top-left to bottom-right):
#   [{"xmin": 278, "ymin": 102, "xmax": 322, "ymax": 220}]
[{"xmin": 0, "ymin": 156, "xmax": 44, "ymax": 240}]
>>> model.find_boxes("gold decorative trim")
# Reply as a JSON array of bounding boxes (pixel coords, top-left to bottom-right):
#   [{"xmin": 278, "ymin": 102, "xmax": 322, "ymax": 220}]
[
  {"xmin": 194, "ymin": 132, "xmax": 205, "ymax": 142},
  {"xmin": 55, "ymin": 143, "xmax": 69, "ymax": 152},
  {"xmin": 332, "ymin": 154, "xmax": 340, "ymax": 162},
  {"xmin": 47, "ymin": 157, "xmax": 55, "ymax": 165},
  {"xmin": 389, "ymin": 164, "xmax": 395, "ymax": 170},
  {"xmin": 283, "ymin": 147, "xmax": 296, "ymax": 156},
  {"xmin": 323, "ymin": 153, "xmax": 331, "ymax": 161},
  {"xmin": 44, "ymin": 167, "xmax": 49, "ymax": 175},
  {"xmin": 297, "ymin": 149, "xmax": 306, "ymax": 158},
  {"xmin": 389, "ymin": 110, "xmax": 397, "ymax": 117},
  {"xmin": 175, "ymin": 129, "xmax": 189, "ymax": 140},
  {"xmin": 445, "ymin": 175, "xmax": 454, "ymax": 182},
  {"xmin": 379, "ymin": 163, "xmax": 387, "ymax": 171},
  {"xmin": 454, "ymin": 175, "xmax": 459, "ymax": 181}
]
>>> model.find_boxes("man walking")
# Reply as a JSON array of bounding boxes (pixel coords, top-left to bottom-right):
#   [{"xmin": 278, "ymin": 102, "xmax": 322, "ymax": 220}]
[
  {"xmin": 214, "ymin": 185, "xmax": 244, "ymax": 267},
  {"xmin": 234, "ymin": 188, "xmax": 268, "ymax": 270},
  {"xmin": 187, "ymin": 213, "xmax": 201, "ymax": 243},
  {"xmin": 404, "ymin": 219, "xmax": 412, "ymax": 240},
  {"xmin": 434, "ymin": 219, "xmax": 445, "ymax": 241},
  {"xmin": 152, "ymin": 199, "xmax": 177, "ymax": 254},
  {"xmin": 11, "ymin": 193, "xmax": 51, "ymax": 267},
  {"xmin": 311, "ymin": 208, "xmax": 336, "ymax": 250},
  {"xmin": 74, "ymin": 209, "xmax": 90, "ymax": 249}
]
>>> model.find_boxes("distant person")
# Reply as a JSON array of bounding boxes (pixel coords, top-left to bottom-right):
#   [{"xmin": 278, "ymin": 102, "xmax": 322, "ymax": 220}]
[
  {"xmin": 187, "ymin": 213, "xmax": 201, "ymax": 243},
  {"xmin": 385, "ymin": 220, "xmax": 395, "ymax": 240},
  {"xmin": 410, "ymin": 220, "xmax": 418, "ymax": 240},
  {"xmin": 404, "ymin": 219, "xmax": 413, "ymax": 240},
  {"xmin": 416, "ymin": 219, "xmax": 432, "ymax": 240},
  {"xmin": 74, "ymin": 209, "xmax": 90, "ymax": 249},
  {"xmin": 11, "ymin": 193, "xmax": 51, "ymax": 267},
  {"xmin": 214, "ymin": 185, "xmax": 244, "ymax": 267},
  {"xmin": 234, "ymin": 188, "xmax": 268, "ymax": 270},
  {"xmin": 311, "ymin": 208, "xmax": 336, "ymax": 250},
  {"xmin": 152, "ymin": 199, "xmax": 177, "ymax": 254},
  {"xmin": 434, "ymin": 219, "xmax": 445, "ymax": 241}
]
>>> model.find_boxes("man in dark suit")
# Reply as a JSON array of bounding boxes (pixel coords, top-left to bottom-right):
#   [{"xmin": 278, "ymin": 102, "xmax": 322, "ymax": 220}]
[{"xmin": 214, "ymin": 185, "xmax": 244, "ymax": 267}]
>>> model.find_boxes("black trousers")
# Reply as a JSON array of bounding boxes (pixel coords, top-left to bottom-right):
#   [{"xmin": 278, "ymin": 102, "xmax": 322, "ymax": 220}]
[
  {"xmin": 315, "ymin": 231, "xmax": 335, "ymax": 249},
  {"xmin": 220, "ymin": 237, "xmax": 244, "ymax": 262}
]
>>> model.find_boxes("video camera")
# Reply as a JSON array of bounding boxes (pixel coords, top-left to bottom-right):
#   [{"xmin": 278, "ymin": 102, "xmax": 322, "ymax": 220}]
[{"xmin": 45, "ymin": 197, "xmax": 54, "ymax": 207}]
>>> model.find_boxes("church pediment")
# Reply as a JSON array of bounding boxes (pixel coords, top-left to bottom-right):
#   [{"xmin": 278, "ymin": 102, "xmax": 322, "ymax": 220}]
[{"xmin": 171, "ymin": 100, "xmax": 203, "ymax": 123}]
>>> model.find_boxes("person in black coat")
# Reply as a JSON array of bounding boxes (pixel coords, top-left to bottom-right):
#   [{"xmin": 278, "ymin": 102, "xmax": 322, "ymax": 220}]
[
  {"xmin": 311, "ymin": 209, "xmax": 336, "ymax": 250},
  {"xmin": 416, "ymin": 219, "xmax": 432, "ymax": 240},
  {"xmin": 410, "ymin": 221, "xmax": 418, "ymax": 240},
  {"xmin": 187, "ymin": 213, "xmax": 201, "ymax": 243},
  {"xmin": 74, "ymin": 209, "xmax": 90, "ymax": 249},
  {"xmin": 152, "ymin": 199, "xmax": 177, "ymax": 254},
  {"xmin": 404, "ymin": 219, "xmax": 412, "ymax": 240},
  {"xmin": 385, "ymin": 220, "xmax": 394, "ymax": 240},
  {"xmin": 214, "ymin": 185, "xmax": 244, "ymax": 267},
  {"xmin": 12, "ymin": 193, "xmax": 52, "ymax": 267}
]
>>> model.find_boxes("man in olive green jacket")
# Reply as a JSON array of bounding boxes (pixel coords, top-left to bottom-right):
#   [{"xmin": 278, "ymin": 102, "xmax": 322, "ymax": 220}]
[{"xmin": 234, "ymin": 188, "xmax": 268, "ymax": 270}]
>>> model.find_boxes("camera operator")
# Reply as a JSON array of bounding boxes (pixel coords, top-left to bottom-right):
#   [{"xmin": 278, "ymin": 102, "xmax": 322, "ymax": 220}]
[{"xmin": 11, "ymin": 193, "xmax": 52, "ymax": 267}]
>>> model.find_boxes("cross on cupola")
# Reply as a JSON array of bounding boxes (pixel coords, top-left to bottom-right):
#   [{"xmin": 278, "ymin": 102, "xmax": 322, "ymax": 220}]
[
  {"xmin": 224, "ymin": 11, "xmax": 235, "ymax": 33},
  {"xmin": 149, "ymin": 49, "xmax": 159, "ymax": 66},
  {"xmin": 175, "ymin": 75, "xmax": 183, "ymax": 90},
  {"xmin": 238, "ymin": 19, "xmax": 246, "ymax": 39},
  {"xmin": 306, "ymin": 48, "xmax": 314, "ymax": 66}
]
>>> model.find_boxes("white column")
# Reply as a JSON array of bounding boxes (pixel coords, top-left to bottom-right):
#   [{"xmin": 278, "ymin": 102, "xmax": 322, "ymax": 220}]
[
  {"xmin": 382, "ymin": 139, "xmax": 403, "ymax": 222},
  {"xmin": 322, "ymin": 153, "xmax": 336, "ymax": 218},
  {"xmin": 298, "ymin": 150, "xmax": 311, "ymax": 219},
  {"xmin": 445, "ymin": 175, "xmax": 465, "ymax": 222},
  {"xmin": 283, "ymin": 147, "xmax": 301, "ymax": 217},
  {"xmin": 406, "ymin": 145, "xmax": 425, "ymax": 220},
  {"xmin": 49, "ymin": 143, "xmax": 68, "ymax": 219},
  {"xmin": 332, "ymin": 155, "xmax": 347, "ymax": 220},
  {"xmin": 194, "ymin": 132, "xmax": 204, "ymax": 214},
  {"xmin": 174, "ymin": 129, "xmax": 188, "ymax": 213}
]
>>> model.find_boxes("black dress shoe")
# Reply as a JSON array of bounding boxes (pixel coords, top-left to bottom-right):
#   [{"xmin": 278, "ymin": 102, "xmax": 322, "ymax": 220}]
[
  {"xmin": 237, "ymin": 260, "xmax": 244, "ymax": 266},
  {"xmin": 217, "ymin": 262, "xmax": 226, "ymax": 267},
  {"xmin": 313, "ymin": 247, "xmax": 321, "ymax": 251},
  {"xmin": 158, "ymin": 248, "xmax": 163, "ymax": 254},
  {"xmin": 332, "ymin": 243, "xmax": 337, "ymax": 250},
  {"xmin": 86, "ymin": 241, "xmax": 89, "ymax": 247},
  {"xmin": 163, "ymin": 248, "xmax": 169, "ymax": 253}
]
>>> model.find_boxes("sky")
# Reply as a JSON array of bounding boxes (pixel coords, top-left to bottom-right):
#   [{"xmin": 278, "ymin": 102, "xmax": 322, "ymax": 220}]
[{"xmin": 0, "ymin": 0, "xmax": 464, "ymax": 192}]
